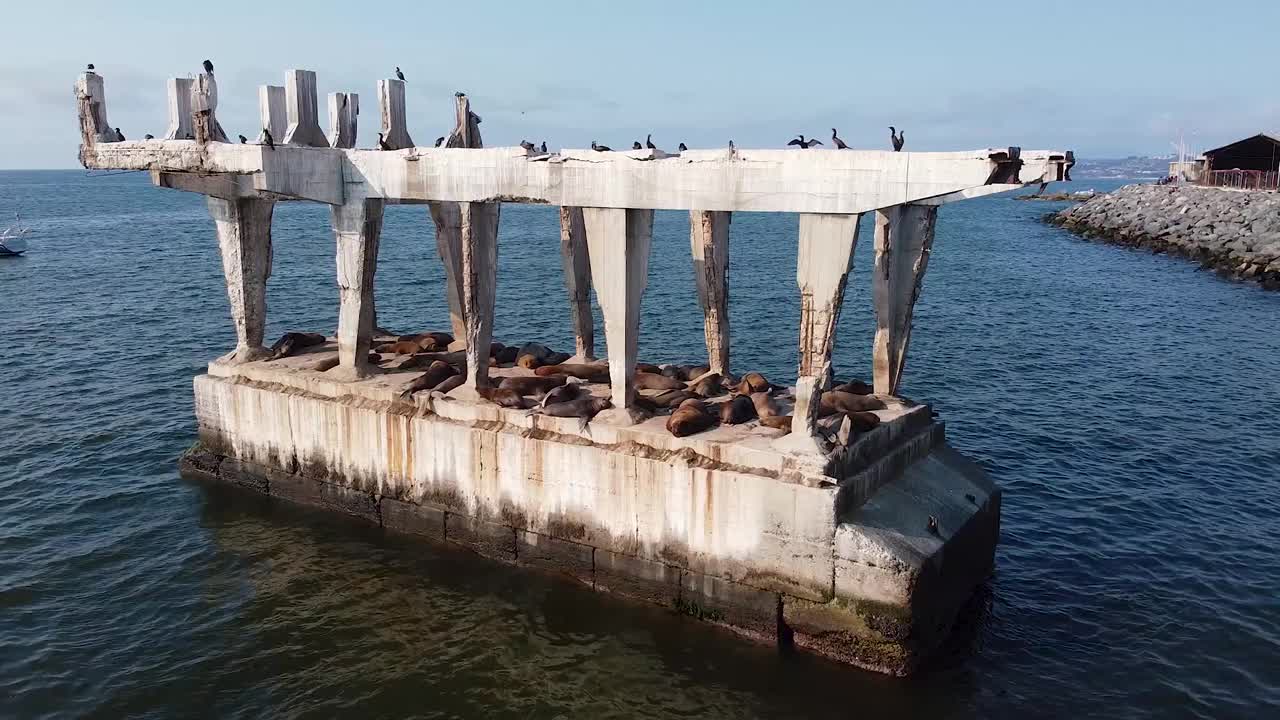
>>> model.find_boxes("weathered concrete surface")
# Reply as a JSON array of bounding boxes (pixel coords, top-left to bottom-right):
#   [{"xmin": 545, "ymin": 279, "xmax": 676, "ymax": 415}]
[
  {"xmin": 208, "ymin": 197, "xmax": 275, "ymax": 363},
  {"xmin": 182, "ymin": 355, "xmax": 1000, "ymax": 674},
  {"xmin": 558, "ymin": 207, "xmax": 594, "ymax": 360},
  {"xmin": 690, "ymin": 210, "xmax": 731, "ymax": 375},
  {"xmin": 1051, "ymin": 183, "xmax": 1280, "ymax": 289},
  {"xmin": 330, "ymin": 198, "xmax": 384, "ymax": 378},
  {"xmin": 873, "ymin": 204, "xmax": 937, "ymax": 396}
]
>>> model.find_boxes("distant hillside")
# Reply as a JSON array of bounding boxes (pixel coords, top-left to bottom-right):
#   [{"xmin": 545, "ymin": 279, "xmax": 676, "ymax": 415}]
[{"xmin": 1070, "ymin": 156, "xmax": 1170, "ymax": 180}]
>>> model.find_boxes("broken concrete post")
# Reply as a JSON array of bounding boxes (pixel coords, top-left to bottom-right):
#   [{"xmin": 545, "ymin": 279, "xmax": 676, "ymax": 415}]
[
  {"xmin": 376, "ymin": 79, "xmax": 414, "ymax": 150},
  {"xmin": 873, "ymin": 204, "xmax": 938, "ymax": 396},
  {"xmin": 690, "ymin": 210, "xmax": 732, "ymax": 375},
  {"xmin": 74, "ymin": 72, "xmax": 116, "ymax": 158},
  {"xmin": 780, "ymin": 213, "xmax": 861, "ymax": 450},
  {"xmin": 559, "ymin": 206, "xmax": 595, "ymax": 360},
  {"xmin": 164, "ymin": 78, "xmax": 194, "ymax": 140},
  {"xmin": 326, "ymin": 92, "xmax": 358, "ymax": 149},
  {"xmin": 207, "ymin": 197, "xmax": 275, "ymax": 363},
  {"xmin": 283, "ymin": 69, "xmax": 328, "ymax": 148},
  {"xmin": 330, "ymin": 198, "xmax": 384, "ymax": 379},
  {"xmin": 444, "ymin": 94, "xmax": 482, "ymax": 148},
  {"xmin": 191, "ymin": 73, "xmax": 229, "ymax": 144},
  {"xmin": 427, "ymin": 94, "xmax": 485, "ymax": 348},
  {"xmin": 257, "ymin": 85, "xmax": 286, "ymax": 145},
  {"xmin": 459, "ymin": 202, "xmax": 501, "ymax": 390},
  {"xmin": 583, "ymin": 207, "xmax": 654, "ymax": 423}
]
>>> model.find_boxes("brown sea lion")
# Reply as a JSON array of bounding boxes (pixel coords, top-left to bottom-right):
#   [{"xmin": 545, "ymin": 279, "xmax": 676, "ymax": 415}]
[
  {"xmin": 650, "ymin": 389, "xmax": 697, "ymax": 408},
  {"xmin": 494, "ymin": 345, "xmax": 519, "ymax": 364},
  {"xmin": 833, "ymin": 379, "xmax": 874, "ymax": 395},
  {"xmin": 489, "ymin": 342, "xmax": 505, "ymax": 357},
  {"xmin": 435, "ymin": 374, "xmax": 466, "ymax": 394},
  {"xmin": 759, "ymin": 415, "xmax": 792, "ymax": 431},
  {"xmin": 269, "ymin": 331, "xmax": 326, "ymax": 360},
  {"xmin": 659, "ymin": 364, "xmax": 688, "ymax": 380},
  {"xmin": 821, "ymin": 390, "xmax": 886, "ymax": 414},
  {"xmin": 689, "ymin": 372, "xmax": 725, "ymax": 397},
  {"xmin": 539, "ymin": 382, "xmax": 583, "ymax": 407},
  {"xmin": 719, "ymin": 394, "xmax": 757, "ymax": 424},
  {"xmin": 536, "ymin": 363, "xmax": 610, "ymax": 383},
  {"xmin": 667, "ymin": 399, "xmax": 715, "ymax": 437},
  {"xmin": 537, "ymin": 395, "xmax": 612, "ymax": 420},
  {"xmin": 400, "ymin": 361, "xmax": 459, "ymax": 398},
  {"xmin": 477, "ymin": 387, "xmax": 533, "ymax": 409},
  {"xmin": 499, "ymin": 374, "xmax": 568, "ymax": 396},
  {"xmin": 515, "ymin": 342, "xmax": 566, "ymax": 369},
  {"xmin": 377, "ymin": 340, "xmax": 422, "ymax": 355},
  {"xmin": 635, "ymin": 372, "xmax": 686, "ymax": 391},
  {"xmin": 845, "ymin": 411, "xmax": 881, "ymax": 432},
  {"xmin": 750, "ymin": 391, "xmax": 781, "ymax": 419},
  {"xmin": 637, "ymin": 362, "xmax": 663, "ymax": 374},
  {"xmin": 736, "ymin": 372, "xmax": 772, "ymax": 395}
]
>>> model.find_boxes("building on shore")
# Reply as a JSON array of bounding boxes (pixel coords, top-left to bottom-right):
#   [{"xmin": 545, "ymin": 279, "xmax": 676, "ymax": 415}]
[{"xmin": 1199, "ymin": 133, "xmax": 1280, "ymax": 189}]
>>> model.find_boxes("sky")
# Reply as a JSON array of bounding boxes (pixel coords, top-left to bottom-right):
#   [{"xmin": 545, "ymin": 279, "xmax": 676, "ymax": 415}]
[{"xmin": 1, "ymin": 0, "xmax": 1277, "ymax": 168}]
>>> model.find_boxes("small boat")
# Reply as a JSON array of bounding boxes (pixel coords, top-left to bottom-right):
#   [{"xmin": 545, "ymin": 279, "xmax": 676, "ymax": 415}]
[{"xmin": 0, "ymin": 214, "xmax": 32, "ymax": 256}]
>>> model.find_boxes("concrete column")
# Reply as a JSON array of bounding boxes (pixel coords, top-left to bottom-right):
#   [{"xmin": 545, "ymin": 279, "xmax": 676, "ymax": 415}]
[
  {"xmin": 75, "ymin": 72, "xmax": 115, "ymax": 152},
  {"xmin": 872, "ymin": 204, "xmax": 938, "ymax": 396},
  {"xmin": 690, "ymin": 210, "xmax": 731, "ymax": 375},
  {"xmin": 257, "ymin": 85, "xmax": 286, "ymax": 144},
  {"xmin": 559, "ymin": 206, "xmax": 594, "ymax": 360},
  {"xmin": 583, "ymin": 207, "xmax": 654, "ymax": 423},
  {"xmin": 458, "ymin": 202, "xmax": 501, "ymax": 390},
  {"xmin": 427, "ymin": 202, "xmax": 468, "ymax": 345},
  {"xmin": 443, "ymin": 94, "xmax": 482, "ymax": 148},
  {"xmin": 191, "ymin": 73, "xmax": 229, "ymax": 143},
  {"xmin": 331, "ymin": 198, "xmax": 384, "ymax": 379},
  {"xmin": 283, "ymin": 69, "xmax": 328, "ymax": 148},
  {"xmin": 376, "ymin": 79, "xmax": 414, "ymax": 150},
  {"xmin": 327, "ymin": 92, "xmax": 358, "ymax": 149},
  {"xmin": 207, "ymin": 197, "xmax": 275, "ymax": 363},
  {"xmin": 783, "ymin": 213, "xmax": 861, "ymax": 449},
  {"xmin": 164, "ymin": 78, "xmax": 194, "ymax": 140}
]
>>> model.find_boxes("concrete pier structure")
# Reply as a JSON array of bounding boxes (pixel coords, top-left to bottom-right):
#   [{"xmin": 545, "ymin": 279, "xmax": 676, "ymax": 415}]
[{"xmin": 75, "ymin": 68, "xmax": 1072, "ymax": 675}]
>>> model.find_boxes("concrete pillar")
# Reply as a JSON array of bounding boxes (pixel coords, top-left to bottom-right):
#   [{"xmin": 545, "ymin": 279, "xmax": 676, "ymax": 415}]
[
  {"xmin": 583, "ymin": 207, "xmax": 654, "ymax": 422},
  {"xmin": 207, "ymin": 197, "xmax": 275, "ymax": 363},
  {"xmin": 376, "ymin": 79, "xmax": 414, "ymax": 150},
  {"xmin": 330, "ymin": 198, "xmax": 384, "ymax": 379},
  {"xmin": 427, "ymin": 202, "xmax": 468, "ymax": 345},
  {"xmin": 74, "ymin": 72, "xmax": 115, "ymax": 152},
  {"xmin": 164, "ymin": 78, "xmax": 194, "ymax": 140},
  {"xmin": 257, "ymin": 85, "xmax": 286, "ymax": 145},
  {"xmin": 872, "ymin": 204, "xmax": 938, "ymax": 396},
  {"xmin": 690, "ymin": 210, "xmax": 731, "ymax": 375},
  {"xmin": 283, "ymin": 69, "xmax": 328, "ymax": 148},
  {"xmin": 327, "ymin": 92, "xmax": 358, "ymax": 149},
  {"xmin": 191, "ymin": 73, "xmax": 229, "ymax": 143},
  {"xmin": 458, "ymin": 202, "xmax": 501, "ymax": 390},
  {"xmin": 443, "ymin": 94, "xmax": 482, "ymax": 148},
  {"xmin": 559, "ymin": 206, "xmax": 594, "ymax": 360},
  {"xmin": 784, "ymin": 213, "xmax": 861, "ymax": 449}
]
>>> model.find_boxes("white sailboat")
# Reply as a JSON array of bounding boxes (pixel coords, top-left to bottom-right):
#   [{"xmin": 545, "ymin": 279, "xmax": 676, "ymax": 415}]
[{"xmin": 0, "ymin": 214, "xmax": 32, "ymax": 256}]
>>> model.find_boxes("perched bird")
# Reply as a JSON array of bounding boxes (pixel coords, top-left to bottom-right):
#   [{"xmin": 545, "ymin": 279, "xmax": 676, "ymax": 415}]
[
  {"xmin": 632, "ymin": 141, "xmax": 643, "ymax": 150},
  {"xmin": 729, "ymin": 140, "xmax": 736, "ymax": 152},
  {"xmin": 646, "ymin": 133, "xmax": 656, "ymax": 150},
  {"xmin": 143, "ymin": 134, "xmax": 154, "ymax": 140},
  {"xmin": 520, "ymin": 140, "xmax": 535, "ymax": 151},
  {"xmin": 787, "ymin": 135, "xmax": 822, "ymax": 149},
  {"xmin": 539, "ymin": 141, "xmax": 547, "ymax": 153},
  {"xmin": 378, "ymin": 132, "xmax": 391, "ymax": 151},
  {"xmin": 591, "ymin": 141, "xmax": 612, "ymax": 152},
  {"xmin": 927, "ymin": 515, "xmax": 939, "ymax": 535},
  {"xmin": 889, "ymin": 126, "xmax": 904, "ymax": 151},
  {"xmin": 202, "ymin": 59, "xmax": 214, "ymax": 75},
  {"xmin": 115, "ymin": 127, "xmax": 125, "ymax": 141},
  {"xmin": 262, "ymin": 128, "xmax": 274, "ymax": 150},
  {"xmin": 434, "ymin": 136, "xmax": 445, "ymax": 147},
  {"xmin": 87, "ymin": 63, "xmax": 95, "ymax": 71},
  {"xmin": 831, "ymin": 128, "xmax": 848, "ymax": 149},
  {"xmin": 455, "ymin": 91, "xmax": 465, "ymax": 98},
  {"xmin": 238, "ymin": 134, "xmax": 248, "ymax": 144},
  {"xmin": 395, "ymin": 66, "xmax": 405, "ymax": 81},
  {"xmin": 678, "ymin": 142, "xmax": 688, "ymax": 151}
]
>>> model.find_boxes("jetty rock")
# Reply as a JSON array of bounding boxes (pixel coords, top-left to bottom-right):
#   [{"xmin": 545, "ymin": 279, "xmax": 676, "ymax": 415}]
[{"xmin": 1049, "ymin": 184, "xmax": 1280, "ymax": 288}]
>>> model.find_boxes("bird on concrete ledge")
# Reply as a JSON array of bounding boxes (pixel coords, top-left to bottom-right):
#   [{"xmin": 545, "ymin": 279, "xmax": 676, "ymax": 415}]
[
  {"xmin": 520, "ymin": 140, "xmax": 535, "ymax": 151},
  {"xmin": 202, "ymin": 59, "xmax": 214, "ymax": 75},
  {"xmin": 114, "ymin": 127, "xmax": 125, "ymax": 141},
  {"xmin": 831, "ymin": 128, "xmax": 849, "ymax": 149},
  {"xmin": 646, "ymin": 134, "xmax": 656, "ymax": 150},
  {"xmin": 591, "ymin": 141, "xmax": 612, "ymax": 152},
  {"xmin": 262, "ymin": 128, "xmax": 274, "ymax": 150},
  {"xmin": 434, "ymin": 136, "xmax": 445, "ymax": 147},
  {"xmin": 678, "ymin": 142, "xmax": 687, "ymax": 151},
  {"xmin": 540, "ymin": 141, "xmax": 547, "ymax": 153},
  {"xmin": 395, "ymin": 67, "xmax": 405, "ymax": 82},
  {"xmin": 144, "ymin": 134, "xmax": 154, "ymax": 140},
  {"xmin": 890, "ymin": 126, "xmax": 905, "ymax": 151},
  {"xmin": 87, "ymin": 63, "xmax": 95, "ymax": 71},
  {"xmin": 632, "ymin": 141, "xmax": 643, "ymax": 150},
  {"xmin": 927, "ymin": 515, "xmax": 939, "ymax": 535},
  {"xmin": 378, "ymin": 132, "xmax": 391, "ymax": 151},
  {"xmin": 787, "ymin": 135, "xmax": 822, "ymax": 149},
  {"xmin": 238, "ymin": 134, "xmax": 248, "ymax": 144}
]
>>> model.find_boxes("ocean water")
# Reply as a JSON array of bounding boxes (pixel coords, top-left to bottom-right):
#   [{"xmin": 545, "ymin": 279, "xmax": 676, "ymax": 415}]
[{"xmin": 1, "ymin": 170, "xmax": 1278, "ymax": 719}]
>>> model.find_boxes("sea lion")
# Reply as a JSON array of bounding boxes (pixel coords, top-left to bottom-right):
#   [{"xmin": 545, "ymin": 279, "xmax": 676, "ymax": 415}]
[
  {"xmin": 719, "ymin": 394, "xmax": 756, "ymax": 424},
  {"xmin": 759, "ymin": 415, "xmax": 792, "ymax": 431},
  {"xmin": 539, "ymin": 382, "xmax": 583, "ymax": 407},
  {"xmin": 268, "ymin": 331, "xmax": 326, "ymax": 360},
  {"xmin": 537, "ymin": 395, "xmax": 612, "ymax": 420},
  {"xmin": 635, "ymin": 372, "xmax": 686, "ymax": 391},
  {"xmin": 689, "ymin": 372, "xmax": 725, "ymax": 397},
  {"xmin": 821, "ymin": 390, "xmax": 886, "ymax": 414},
  {"xmin": 400, "ymin": 361, "xmax": 459, "ymax": 398},
  {"xmin": 667, "ymin": 399, "xmax": 715, "ymax": 437},
  {"xmin": 399, "ymin": 331, "xmax": 453, "ymax": 348},
  {"xmin": 735, "ymin": 372, "xmax": 772, "ymax": 395},
  {"xmin": 435, "ymin": 374, "xmax": 466, "ymax": 394},
  {"xmin": 845, "ymin": 411, "xmax": 881, "ymax": 432},
  {"xmin": 750, "ymin": 391, "xmax": 782, "ymax": 419},
  {"xmin": 499, "ymin": 374, "xmax": 568, "ymax": 397},
  {"xmin": 660, "ymin": 364, "xmax": 691, "ymax": 380},
  {"xmin": 515, "ymin": 342, "xmax": 568, "ymax": 369},
  {"xmin": 833, "ymin": 379, "xmax": 874, "ymax": 395},
  {"xmin": 489, "ymin": 342, "xmax": 505, "ymax": 357},
  {"xmin": 637, "ymin": 362, "xmax": 663, "ymax": 374},
  {"xmin": 377, "ymin": 340, "xmax": 423, "ymax": 355},
  {"xmin": 494, "ymin": 345, "xmax": 519, "ymax": 364},
  {"xmin": 650, "ymin": 389, "xmax": 697, "ymax": 408},
  {"xmin": 477, "ymin": 387, "xmax": 533, "ymax": 409},
  {"xmin": 536, "ymin": 363, "xmax": 610, "ymax": 383}
]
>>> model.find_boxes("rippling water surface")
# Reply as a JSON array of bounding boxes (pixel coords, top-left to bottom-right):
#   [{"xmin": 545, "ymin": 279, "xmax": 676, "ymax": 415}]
[{"xmin": 1, "ymin": 171, "xmax": 1278, "ymax": 719}]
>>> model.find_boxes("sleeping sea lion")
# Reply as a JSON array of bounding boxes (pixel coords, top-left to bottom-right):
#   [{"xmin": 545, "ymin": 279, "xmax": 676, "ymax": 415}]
[
  {"xmin": 435, "ymin": 374, "xmax": 466, "ymax": 394},
  {"xmin": 515, "ymin": 342, "xmax": 569, "ymax": 369},
  {"xmin": 759, "ymin": 415, "xmax": 792, "ymax": 431},
  {"xmin": 269, "ymin": 331, "xmax": 326, "ymax": 360},
  {"xmin": 667, "ymin": 398, "xmax": 715, "ymax": 437},
  {"xmin": 537, "ymin": 395, "xmax": 612, "ymax": 420},
  {"xmin": 660, "ymin": 364, "xmax": 691, "ymax": 380},
  {"xmin": 477, "ymin": 387, "xmax": 533, "ymax": 409},
  {"xmin": 689, "ymin": 372, "xmax": 725, "ymax": 397},
  {"xmin": 499, "ymin": 374, "xmax": 568, "ymax": 397},
  {"xmin": 845, "ymin": 411, "xmax": 881, "ymax": 432},
  {"xmin": 539, "ymin": 382, "xmax": 583, "ymax": 407},
  {"xmin": 494, "ymin": 345, "xmax": 519, "ymax": 364},
  {"xmin": 635, "ymin": 372, "xmax": 686, "ymax": 391},
  {"xmin": 377, "ymin": 340, "xmax": 423, "ymax": 355},
  {"xmin": 719, "ymin": 394, "xmax": 756, "ymax": 424},
  {"xmin": 750, "ymin": 391, "xmax": 781, "ymax": 419},
  {"xmin": 735, "ymin": 372, "xmax": 772, "ymax": 395},
  {"xmin": 833, "ymin": 379, "xmax": 874, "ymax": 395},
  {"xmin": 821, "ymin": 390, "xmax": 886, "ymax": 414},
  {"xmin": 637, "ymin": 362, "xmax": 663, "ymax": 374},
  {"xmin": 400, "ymin": 361, "xmax": 459, "ymax": 398},
  {"xmin": 536, "ymin": 363, "xmax": 610, "ymax": 383},
  {"xmin": 650, "ymin": 389, "xmax": 697, "ymax": 408}
]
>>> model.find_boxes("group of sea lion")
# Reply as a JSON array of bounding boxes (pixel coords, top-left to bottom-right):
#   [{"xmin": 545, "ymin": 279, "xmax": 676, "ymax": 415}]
[{"xmin": 662, "ymin": 369, "xmax": 792, "ymax": 437}]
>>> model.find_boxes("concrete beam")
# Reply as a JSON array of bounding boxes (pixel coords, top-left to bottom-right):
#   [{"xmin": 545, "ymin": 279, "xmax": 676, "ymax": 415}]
[
  {"xmin": 153, "ymin": 171, "xmax": 259, "ymax": 201},
  {"xmin": 284, "ymin": 69, "xmax": 328, "ymax": 148},
  {"xmin": 327, "ymin": 92, "xmax": 358, "ymax": 149},
  {"xmin": 257, "ymin": 85, "xmax": 286, "ymax": 145},
  {"xmin": 376, "ymin": 79, "xmax": 414, "ymax": 150},
  {"xmin": 459, "ymin": 202, "xmax": 501, "ymax": 390},
  {"xmin": 330, "ymin": 198, "xmax": 384, "ymax": 379},
  {"xmin": 873, "ymin": 204, "xmax": 937, "ymax": 396},
  {"xmin": 559, "ymin": 206, "xmax": 594, "ymax": 360},
  {"xmin": 191, "ymin": 73, "xmax": 229, "ymax": 144},
  {"xmin": 164, "ymin": 78, "xmax": 194, "ymax": 140},
  {"xmin": 690, "ymin": 210, "xmax": 731, "ymax": 375},
  {"xmin": 583, "ymin": 207, "xmax": 654, "ymax": 423},
  {"xmin": 207, "ymin": 197, "xmax": 275, "ymax": 363},
  {"xmin": 781, "ymin": 213, "xmax": 861, "ymax": 451}
]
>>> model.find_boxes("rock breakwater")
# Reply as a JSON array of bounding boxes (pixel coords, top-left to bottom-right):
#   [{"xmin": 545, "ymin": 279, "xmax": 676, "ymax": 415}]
[{"xmin": 1049, "ymin": 184, "xmax": 1280, "ymax": 289}]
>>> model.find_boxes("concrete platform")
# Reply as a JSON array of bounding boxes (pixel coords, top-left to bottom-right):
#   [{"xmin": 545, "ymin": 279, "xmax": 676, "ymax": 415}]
[{"xmin": 181, "ymin": 339, "xmax": 1001, "ymax": 675}]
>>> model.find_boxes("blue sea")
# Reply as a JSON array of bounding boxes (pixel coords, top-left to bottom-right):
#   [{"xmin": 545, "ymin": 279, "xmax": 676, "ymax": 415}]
[{"xmin": 1, "ymin": 170, "xmax": 1277, "ymax": 719}]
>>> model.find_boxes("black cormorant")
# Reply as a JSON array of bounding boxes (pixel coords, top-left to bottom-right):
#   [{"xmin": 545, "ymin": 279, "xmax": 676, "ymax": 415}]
[
  {"xmin": 831, "ymin": 128, "xmax": 848, "ymax": 150},
  {"xmin": 87, "ymin": 63, "xmax": 95, "ymax": 71},
  {"xmin": 520, "ymin": 140, "xmax": 535, "ymax": 151},
  {"xmin": 787, "ymin": 135, "xmax": 822, "ymax": 149},
  {"xmin": 238, "ymin": 134, "xmax": 248, "ymax": 144},
  {"xmin": 395, "ymin": 67, "xmax": 405, "ymax": 81},
  {"xmin": 378, "ymin": 132, "xmax": 391, "ymax": 151},
  {"xmin": 202, "ymin": 59, "xmax": 214, "ymax": 75},
  {"xmin": 678, "ymin": 142, "xmax": 687, "ymax": 151},
  {"xmin": 115, "ymin": 128, "xmax": 125, "ymax": 141},
  {"xmin": 434, "ymin": 136, "xmax": 445, "ymax": 147},
  {"xmin": 632, "ymin": 141, "xmax": 642, "ymax": 150},
  {"xmin": 889, "ymin": 126, "xmax": 904, "ymax": 151},
  {"xmin": 263, "ymin": 128, "xmax": 274, "ymax": 150},
  {"xmin": 591, "ymin": 141, "xmax": 611, "ymax": 152},
  {"xmin": 144, "ymin": 134, "xmax": 154, "ymax": 140},
  {"xmin": 646, "ymin": 134, "xmax": 656, "ymax": 149},
  {"xmin": 540, "ymin": 141, "xmax": 547, "ymax": 153}
]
